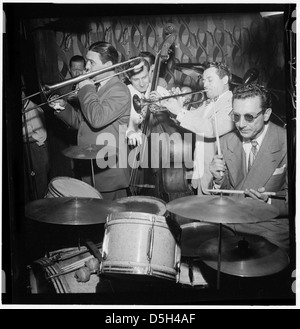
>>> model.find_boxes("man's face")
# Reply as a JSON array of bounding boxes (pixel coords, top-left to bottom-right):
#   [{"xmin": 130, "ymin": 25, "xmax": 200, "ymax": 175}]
[
  {"xmin": 85, "ymin": 50, "xmax": 110, "ymax": 81},
  {"xmin": 70, "ymin": 61, "xmax": 85, "ymax": 77},
  {"xmin": 129, "ymin": 66, "xmax": 150, "ymax": 93},
  {"xmin": 232, "ymin": 96, "xmax": 271, "ymax": 140},
  {"xmin": 203, "ymin": 67, "xmax": 228, "ymax": 99}
]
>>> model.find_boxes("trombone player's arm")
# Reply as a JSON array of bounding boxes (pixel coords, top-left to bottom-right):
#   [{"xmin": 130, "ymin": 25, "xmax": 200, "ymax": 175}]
[{"xmin": 51, "ymin": 97, "xmax": 83, "ymax": 129}]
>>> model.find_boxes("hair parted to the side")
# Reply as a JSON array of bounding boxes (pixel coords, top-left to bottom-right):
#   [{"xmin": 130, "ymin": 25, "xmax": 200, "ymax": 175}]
[
  {"xmin": 233, "ymin": 83, "xmax": 272, "ymax": 111},
  {"xmin": 126, "ymin": 57, "xmax": 150, "ymax": 79},
  {"xmin": 204, "ymin": 62, "xmax": 232, "ymax": 83},
  {"xmin": 88, "ymin": 41, "xmax": 119, "ymax": 65}
]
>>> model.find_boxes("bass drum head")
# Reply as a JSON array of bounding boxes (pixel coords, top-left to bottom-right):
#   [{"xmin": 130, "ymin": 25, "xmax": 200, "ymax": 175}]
[
  {"xmin": 46, "ymin": 176, "xmax": 102, "ymax": 199},
  {"xmin": 115, "ymin": 196, "xmax": 166, "ymax": 215}
]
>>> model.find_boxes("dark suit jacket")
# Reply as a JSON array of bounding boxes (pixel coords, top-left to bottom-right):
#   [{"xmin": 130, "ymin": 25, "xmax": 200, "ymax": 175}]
[
  {"xmin": 219, "ymin": 121, "xmax": 288, "ymax": 216},
  {"xmin": 56, "ymin": 76, "xmax": 131, "ymax": 192}
]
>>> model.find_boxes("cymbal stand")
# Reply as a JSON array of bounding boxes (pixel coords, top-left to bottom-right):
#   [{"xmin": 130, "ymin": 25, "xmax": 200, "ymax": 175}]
[{"xmin": 217, "ymin": 222, "xmax": 223, "ymax": 290}]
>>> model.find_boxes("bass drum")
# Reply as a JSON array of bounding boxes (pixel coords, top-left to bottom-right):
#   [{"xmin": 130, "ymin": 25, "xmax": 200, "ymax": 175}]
[
  {"xmin": 100, "ymin": 212, "xmax": 181, "ymax": 282},
  {"xmin": 46, "ymin": 176, "xmax": 102, "ymax": 199},
  {"xmin": 28, "ymin": 246, "xmax": 104, "ymax": 294}
]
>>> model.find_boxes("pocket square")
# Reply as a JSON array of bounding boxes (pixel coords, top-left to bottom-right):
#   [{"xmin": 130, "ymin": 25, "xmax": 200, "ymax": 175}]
[{"xmin": 273, "ymin": 164, "xmax": 286, "ymax": 175}]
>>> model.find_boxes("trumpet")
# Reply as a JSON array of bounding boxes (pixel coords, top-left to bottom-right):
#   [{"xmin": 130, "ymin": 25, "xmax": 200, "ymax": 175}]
[
  {"xmin": 22, "ymin": 57, "xmax": 144, "ymax": 113},
  {"xmin": 133, "ymin": 89, "xmax": 207, "ymax": 114}
]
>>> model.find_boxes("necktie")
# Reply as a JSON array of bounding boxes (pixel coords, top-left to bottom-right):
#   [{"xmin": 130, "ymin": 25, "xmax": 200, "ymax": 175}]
[{"xmin": 248, "ymin": 139, "xmax": 258, "ymax": 171}]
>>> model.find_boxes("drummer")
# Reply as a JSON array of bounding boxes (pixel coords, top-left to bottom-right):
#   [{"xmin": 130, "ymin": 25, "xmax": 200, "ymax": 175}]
[{"xmin": 209, "ymin": 83, "xmax": 289, "ymax": 252}]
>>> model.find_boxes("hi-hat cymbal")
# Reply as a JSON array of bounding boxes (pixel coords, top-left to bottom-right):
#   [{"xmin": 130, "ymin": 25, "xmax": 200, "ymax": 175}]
[
  {"xmin": 62, "ymin": 144, "xmax": 117, "ymax": 160},
  {"xmin": 166, "ymin": 195, "xmax": 280, "ymax": 224},
  {"xmin": 25, "ymin": 197, "xmax": 126, "ymax": 225},
  {"xmin": 198, "ymin": 235, "xmax": 290, "ymax": 277},
  {"xmin": 180, "ymin": 222, "xmax": 235, "ymax": 258}
]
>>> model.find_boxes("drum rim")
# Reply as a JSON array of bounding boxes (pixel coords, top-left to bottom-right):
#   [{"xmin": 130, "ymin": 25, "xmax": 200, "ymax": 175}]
[
  {"xmin": 107, "ymin": 211, "xmax": 166, "ymax": 222},
  {"xmin": 48, "ymin": 176, "xmax": 102, "ymax": 198}
]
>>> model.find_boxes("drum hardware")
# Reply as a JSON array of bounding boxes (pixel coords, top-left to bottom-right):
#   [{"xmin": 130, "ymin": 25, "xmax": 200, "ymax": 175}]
[
  {"xmin": 25, "ymin": 197, "xmax": 127, "ymax": 225},
  {"xmin": 198, "ymin": 235, "xmax": 290, "ymax": 277},
  {"xmin": 48, "ymin": 243, "xmax": 103, "ymax": 262},
  {"xmin": 62, "ymin": 144, "xmax": 117, "ymax": 188},
  {"xmin": 167, "ymin": 194, "xmax": 281, "ymax": 290},
  {"xmin": 146, "ymin": 217, "xmax": 156, "ymax": 264}
]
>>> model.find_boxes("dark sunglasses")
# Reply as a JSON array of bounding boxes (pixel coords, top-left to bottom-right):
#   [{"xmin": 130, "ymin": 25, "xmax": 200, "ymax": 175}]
[{"xmin": 230, "ymin": 110, "xmax": 264, "ymax": 123}]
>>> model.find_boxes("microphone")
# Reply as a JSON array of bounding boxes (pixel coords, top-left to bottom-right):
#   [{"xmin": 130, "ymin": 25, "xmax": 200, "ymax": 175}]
[{"xmin": 242, "ymin": 68, "xmax": 259, "ymax": 85}]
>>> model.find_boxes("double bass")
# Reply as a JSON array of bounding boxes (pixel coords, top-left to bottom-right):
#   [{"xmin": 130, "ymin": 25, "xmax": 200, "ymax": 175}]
[{"xmin": 129, "ymin": 26, "xmax": 195, "ymax": 202}]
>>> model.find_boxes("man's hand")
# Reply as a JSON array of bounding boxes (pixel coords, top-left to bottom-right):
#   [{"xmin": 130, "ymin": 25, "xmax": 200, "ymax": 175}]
[
  {"xmin": 160, "ymin": 97, "xmax": 183, "ymax": 116},
  {"xmin": 48, "ymin": 95, "xmax": 66, "ymax": 111},
  {"xmin": 127, "ymin": 130, "xmax": 143, "ymax": 147},
  {"xmin": 244, "ymin": 187, "xmax": 269, "ymax": 203}
]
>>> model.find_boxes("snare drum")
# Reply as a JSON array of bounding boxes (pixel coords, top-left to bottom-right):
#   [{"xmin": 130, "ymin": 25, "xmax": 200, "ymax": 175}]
[
  {"xmin": 100, "ymin": 212, "xmax": 181, "ymax": 282},
  {"xmin": 115, "ymin": 196, "xmax": 166, "ymax": 215},
  {"xmin": 28, "ymin": 246, "xmax": 103, "ymax": 294},
  {"xmin": 46, "ymin": 176, "xmax": 102, "ymax": 199}
]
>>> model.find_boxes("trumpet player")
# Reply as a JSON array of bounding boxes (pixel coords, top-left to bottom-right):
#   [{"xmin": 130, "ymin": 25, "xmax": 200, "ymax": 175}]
[{"xmin": 160, "ymin": 62, "xmax": 235, "ymax": 195}]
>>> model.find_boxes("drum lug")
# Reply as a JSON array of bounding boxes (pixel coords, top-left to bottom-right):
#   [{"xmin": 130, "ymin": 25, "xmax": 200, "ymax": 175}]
[
  {"xmin": 146, "ymin": 221, "xmax": 155, "ymax": 262},
  {"xmin": 175, "ymin": 261, "xmax": 181, "ymax": 283},
  {"xmin": 102, "ymin": 251, "xmax": 107, "ymax": 261}
]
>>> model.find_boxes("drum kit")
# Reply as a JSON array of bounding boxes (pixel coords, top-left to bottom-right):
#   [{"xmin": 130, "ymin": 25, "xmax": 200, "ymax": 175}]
[{"xmin": 25, "ymin": 144, "xmax": 290, "ymax": 295}]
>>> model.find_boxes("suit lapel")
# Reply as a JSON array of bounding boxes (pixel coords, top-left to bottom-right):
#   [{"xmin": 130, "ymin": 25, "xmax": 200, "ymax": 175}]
[
  {"xmin": 224, "ymin": 132, "xmax": 246, "ymax": 187},
  {"xmin": 242, "ymin": 123, "xmax": 283, "ymax": 189}
]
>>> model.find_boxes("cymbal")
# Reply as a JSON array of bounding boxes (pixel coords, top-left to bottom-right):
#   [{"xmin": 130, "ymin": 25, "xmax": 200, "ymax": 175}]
[
  {"xmin": 198, "ymin": 235, "xmax": 290, "ymax": 277},
  {"xmin": 180, "ymin": 222, "xmax": 235, "ymax": 258},
  {"xmin": 25, "ymin": 197, "xmax": 126, "ymax": 225},
  {"xmin": 62, "ymin": 144, "xmax": 117, "ymax": 160},
  {"xmin": 166, "ymin": 195, "xmax": 280, "ymax": 224}
]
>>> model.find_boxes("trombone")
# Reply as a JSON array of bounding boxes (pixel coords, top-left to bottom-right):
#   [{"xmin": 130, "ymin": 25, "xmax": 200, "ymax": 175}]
[{"xmin": 22, "ymin": 57, "xmax": 144, "ymax": 113}]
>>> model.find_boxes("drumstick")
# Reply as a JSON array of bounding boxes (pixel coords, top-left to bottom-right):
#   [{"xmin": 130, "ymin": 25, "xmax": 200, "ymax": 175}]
[
  {"xmin": 205, "ymin": 189, "xmax": 286, "ymax": 197},
  {"xmin": 213, "ymin": 102, "xmax": 223, "ymax": 177}
]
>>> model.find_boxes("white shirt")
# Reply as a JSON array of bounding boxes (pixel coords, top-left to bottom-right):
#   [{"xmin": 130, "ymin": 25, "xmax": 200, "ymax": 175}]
[{"xmin": 22, "ymin": 100, "xmax": 47, "ymax": 145}]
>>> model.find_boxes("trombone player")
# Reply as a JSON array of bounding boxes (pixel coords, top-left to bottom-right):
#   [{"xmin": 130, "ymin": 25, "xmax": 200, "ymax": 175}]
[{"xmin": 49, "ymin": 41, "xmax": 131, "ymax": 201}]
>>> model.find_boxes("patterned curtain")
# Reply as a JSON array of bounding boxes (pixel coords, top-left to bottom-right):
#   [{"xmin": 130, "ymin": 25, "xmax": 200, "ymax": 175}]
[{"xmin": 29, "ymin": 13, "xmax": 285, "ymax": 91}]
